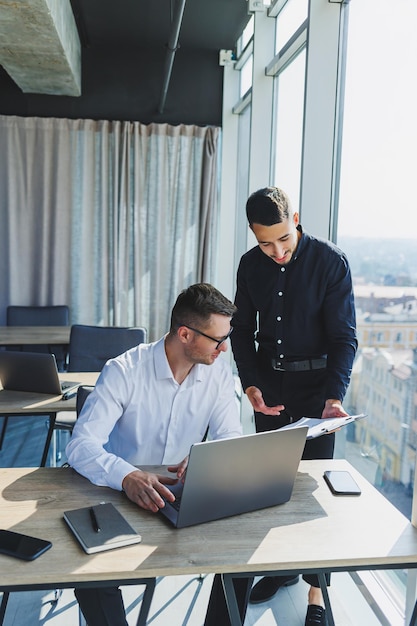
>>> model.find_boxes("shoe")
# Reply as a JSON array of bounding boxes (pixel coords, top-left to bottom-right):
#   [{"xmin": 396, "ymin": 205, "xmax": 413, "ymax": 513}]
[
  {"xmin": 249, "ymin": 575, "xmax": 299, "ymax": 604},
  {"xmin": 305, "ymin": 604, "xmax": 327, "ymax": 625}
]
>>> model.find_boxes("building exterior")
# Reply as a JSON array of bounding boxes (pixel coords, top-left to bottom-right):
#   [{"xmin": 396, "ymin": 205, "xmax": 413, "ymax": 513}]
[{"xmin": 346, "ymin": 347, "xmax": 417, "ymax": 488}]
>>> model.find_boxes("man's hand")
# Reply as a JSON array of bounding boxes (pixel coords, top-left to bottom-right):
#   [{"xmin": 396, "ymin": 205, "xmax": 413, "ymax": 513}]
[
  {"xmin": 322, "ymin": 400, "xmax": 349, "ymax": 434},
  {"xmin": 322, "ymin": 398, "xmax": 348, "ymax": 419},
  {"xmin": 245, "ymin": 386, "xmax": 285, "ymax": 416},
  {"xmin": 122, "ymin": 470, "xmax": 179, "ymax": 513},
  {"xmin": 167, "ymin": 456, "xmax": 188, "ymax": 482}
]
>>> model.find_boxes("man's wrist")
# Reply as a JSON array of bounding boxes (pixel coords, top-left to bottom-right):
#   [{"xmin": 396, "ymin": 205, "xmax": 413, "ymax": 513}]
[{"xmin": 325, "ymin": 398, "xmax": 342, "ymax": 407}]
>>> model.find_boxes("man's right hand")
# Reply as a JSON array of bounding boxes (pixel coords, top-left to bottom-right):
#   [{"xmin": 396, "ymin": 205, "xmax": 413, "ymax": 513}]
[
  {"xmin": 122, "ymin": 469, "xmax": 179, "ymax": 513},
  {"xmin": 245, "ymin": 386, "xmax": 285, "ymax": 416}
]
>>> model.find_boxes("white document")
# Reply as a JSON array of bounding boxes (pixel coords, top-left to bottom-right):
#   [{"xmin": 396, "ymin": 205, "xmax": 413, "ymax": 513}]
[{"xmin": 279, "ymin": 413, "xmax": 367, "ymax": 439}]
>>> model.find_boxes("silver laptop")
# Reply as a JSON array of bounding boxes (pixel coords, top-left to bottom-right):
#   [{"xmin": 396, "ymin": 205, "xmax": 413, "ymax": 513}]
[
  {"xmin": 0, "ymin": 351, "xmax": 80, "ymax": 396},
  {"xmin": 159, "ymin": 426, "xmax": 308, "ymax": 528}
]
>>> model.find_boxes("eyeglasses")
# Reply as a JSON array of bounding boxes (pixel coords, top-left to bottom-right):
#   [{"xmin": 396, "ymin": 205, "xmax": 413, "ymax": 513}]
[{"xmin": 181, "ymin": 324, "xmax": 233, "ymax": 350}]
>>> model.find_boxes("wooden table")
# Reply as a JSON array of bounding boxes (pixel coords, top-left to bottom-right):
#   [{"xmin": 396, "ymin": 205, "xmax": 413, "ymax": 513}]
[
  {"xmin": 0, "ymin": 372, "xmax": 99, "ymax": 467},
  {"xmin": 0, "ymin": 326, "xmax": 71, "ymax": 346},
  {"xmin": 1, "ymin": 460, "xmax": 417, "ymax": 625}
]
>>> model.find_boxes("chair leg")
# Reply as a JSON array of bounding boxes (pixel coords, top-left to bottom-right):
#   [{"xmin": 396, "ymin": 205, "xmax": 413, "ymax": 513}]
[
  {"xmin": 0, "ymin": 591, "xmax": 10, "ymax": 626},
  {"xmin": 135, "ymin": 578, "xmax": 156, "ymax": 626},
  {"xmin": 0, "ymin": 416, "xmax": 9, "ymax": 451}
]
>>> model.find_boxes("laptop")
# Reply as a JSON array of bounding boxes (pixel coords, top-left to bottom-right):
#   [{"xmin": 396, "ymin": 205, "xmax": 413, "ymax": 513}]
[
  {"xmin": 158, "ymin": 426, "xmax": 308, "ymax": 528},
  {"xmin": 0, "ymin": 351, "xmax": 80, "ymax": 396}
]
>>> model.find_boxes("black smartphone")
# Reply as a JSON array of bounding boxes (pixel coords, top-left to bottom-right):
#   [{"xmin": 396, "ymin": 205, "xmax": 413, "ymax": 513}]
[
  {"xmin": 0, "ymin": 529, "xmax": 52, "ymax": 561},
  {"xmin": 323, "ymin": 470, "xmax": 361, "ymax": 496}
]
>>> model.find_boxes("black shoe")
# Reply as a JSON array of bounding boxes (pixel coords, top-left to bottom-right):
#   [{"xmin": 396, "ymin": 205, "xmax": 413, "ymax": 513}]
[
  {"xmin": 305, "ymin": 604, "xmax": 327, "ymax": 626},
  {"xmin": 249, "ymin": 575, "xmax": 299, "ymax": 604}
]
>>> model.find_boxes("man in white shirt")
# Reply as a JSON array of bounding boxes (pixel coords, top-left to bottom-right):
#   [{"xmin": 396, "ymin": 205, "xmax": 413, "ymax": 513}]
[{"xmin": 66, "ymin": 283, "xmax": 250, "ymax": 626}]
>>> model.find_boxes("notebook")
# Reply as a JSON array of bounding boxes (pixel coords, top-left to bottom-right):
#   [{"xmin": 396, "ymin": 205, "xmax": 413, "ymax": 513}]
[
  {"xmin": 0, "ymin": 350, "xmax": 80, "ymax": 396},
  {"xmin": 63, "ymin": 502, "xmax": 142, "ymax": 554},
  {"xmin": 158, "ymin": 427, "xmax": 308, "ymax": 528}
]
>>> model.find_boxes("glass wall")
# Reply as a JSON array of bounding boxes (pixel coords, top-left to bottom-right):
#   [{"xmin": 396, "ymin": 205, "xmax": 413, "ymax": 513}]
[
  {"xmin": 337, "ymin": 0, "xmax": 417, "ymax": 522},
  {"xmin": 336, "ymin": 0, "xmax": 417, "ymax": 617}
]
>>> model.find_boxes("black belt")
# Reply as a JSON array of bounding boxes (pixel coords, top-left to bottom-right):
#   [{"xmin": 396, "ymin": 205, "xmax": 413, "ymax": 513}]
[{"xmin": 271, "ymin": 357, "xmax": 327, "ymax": 372}]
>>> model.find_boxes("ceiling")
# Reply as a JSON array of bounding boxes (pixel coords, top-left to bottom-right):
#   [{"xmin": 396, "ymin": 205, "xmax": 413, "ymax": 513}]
[
  {"xmin": 0, "ymin": 0, "xmax": 250, "ymax": 125},
  {"xmin": 70, "ymin": 0, "xmax": 249, "ymax": 51}
]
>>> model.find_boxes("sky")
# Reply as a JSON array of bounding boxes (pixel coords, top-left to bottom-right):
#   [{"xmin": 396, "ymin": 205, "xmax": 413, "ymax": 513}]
[{"xmin": 337, "ymin": 0, "xmax": 417, "ymax": 239}]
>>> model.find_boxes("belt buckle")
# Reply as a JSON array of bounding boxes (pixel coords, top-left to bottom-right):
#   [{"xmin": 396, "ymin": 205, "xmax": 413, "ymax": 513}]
[{"xmin": 272, "ymin": 360, "xmax": 285, "ymax": 372}]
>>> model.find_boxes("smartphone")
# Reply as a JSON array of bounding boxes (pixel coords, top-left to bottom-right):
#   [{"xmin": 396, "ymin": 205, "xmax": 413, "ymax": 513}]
[
  {"xmin": 323, "ymin": 470, "xmax": 361, "ymax": 496},
  {"xmin": 0, "ymin": 529, "xmax": 52, "ymax": 561}
]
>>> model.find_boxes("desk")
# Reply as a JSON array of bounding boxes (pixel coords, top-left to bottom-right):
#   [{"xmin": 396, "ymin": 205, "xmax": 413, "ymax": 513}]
[
  {"xmin": 0, "ymin": 372, "xmax": 98, "ymax": 467},
  {"xmin": 0, "ymin": 326, "xmax": 71, "ymax": 346},
  {"xmin": 1, "ymin": 460, "xmax": 417, "ymax": 625}
]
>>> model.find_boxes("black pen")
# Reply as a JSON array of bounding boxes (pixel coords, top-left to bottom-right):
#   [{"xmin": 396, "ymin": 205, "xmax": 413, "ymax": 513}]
[{"xmin": 89, "ymin": 506, "xmax": 101, "ymax": 532}]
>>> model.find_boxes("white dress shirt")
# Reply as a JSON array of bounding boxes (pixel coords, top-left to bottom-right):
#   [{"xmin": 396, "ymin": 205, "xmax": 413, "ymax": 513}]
[{"xmin": 66, "ymin": 337, "xmax": 242, "ymax": 490}]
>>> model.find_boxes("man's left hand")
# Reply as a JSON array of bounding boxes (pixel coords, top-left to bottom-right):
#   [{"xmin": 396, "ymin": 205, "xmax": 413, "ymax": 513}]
[
  {"xmin": 167, "ymin": 456, "xmax": 188, "ymax": 481},
  {"xmin": 322, "ymin": 399, "xmax": 348, "ymax": 419}
]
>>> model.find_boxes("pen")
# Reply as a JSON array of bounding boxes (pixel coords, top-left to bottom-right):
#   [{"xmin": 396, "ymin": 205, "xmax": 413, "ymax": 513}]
[{"xmin": 89, "ymin": 506, "xmax": 101, "ymax": 532}]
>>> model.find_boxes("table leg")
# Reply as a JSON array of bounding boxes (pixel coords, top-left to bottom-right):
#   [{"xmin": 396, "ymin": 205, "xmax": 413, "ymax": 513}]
[
  {"xmin": 41, "ymin": 413, "xmax": 56, "ymax": 467},
  {"xmin": 0, "ymin": 591, "xmax": 9, "ymax": 626},
  {"xmin": 135, "ymin": 577, "xmax": 156, "ymax": 626},
  {"xmin": 317, "ymin": 572, "xmax": 335, "ymax": 626},
  {"xmin": 0, "ymin": 416, "xmax": 9, "ymax": 450},
  {"xmin": 222, "ymin": 574, "xmax": 243, "ymax": 626}
]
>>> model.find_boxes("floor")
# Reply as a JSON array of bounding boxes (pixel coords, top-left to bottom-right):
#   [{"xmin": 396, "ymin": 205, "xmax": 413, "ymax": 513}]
[
  {"xmin": 1, "ymin": 571, "xmax": 386, "ymax": 626},
  {"xmin": 0, "ymin": 413, "xmax": 402, "ymax": 625}
]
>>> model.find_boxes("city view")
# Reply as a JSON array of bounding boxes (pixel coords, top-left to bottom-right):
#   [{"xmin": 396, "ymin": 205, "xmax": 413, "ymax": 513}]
[{"xmin": 335, "ymin": 236, "xmax": 417, "ymax": 521}]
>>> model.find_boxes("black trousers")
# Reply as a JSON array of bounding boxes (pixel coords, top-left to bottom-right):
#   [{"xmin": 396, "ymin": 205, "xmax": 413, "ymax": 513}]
[
  {"xmin": 204, "ymin": 574, "xmax": 253, "ymax": 626},
  {"xmin": 74, "ymin": 587, "xmax": 128, "ymax": 626},
  {"xmin": 75, "ymin": 575, "xmax": 252, "ymax": 626},
  {"xmin": 253, "ymin": 351, "xmax": 334, "ymax": 588}
]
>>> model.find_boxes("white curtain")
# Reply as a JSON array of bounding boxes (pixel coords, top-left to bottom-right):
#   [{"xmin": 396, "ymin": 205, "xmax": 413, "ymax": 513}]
[{"xmin": 0, "ymin": 115, "xmax": 220, "ymax": 340}]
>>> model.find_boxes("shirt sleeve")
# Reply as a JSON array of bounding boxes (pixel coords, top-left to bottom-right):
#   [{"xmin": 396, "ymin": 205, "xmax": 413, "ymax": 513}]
[
  {"xmin": 206, "ymin": 360, "xmax": 243, "ymax": 440},
  {"xmin": 230, "ymin": 255, "xmax": 260, "ymax": 392},
  {"xmin": 65, "ymin": 360, "xmax": 139, "ymax": 491},
  {"xmin": 322, "ymin": 252, "xmax": 357, "ymax": 402}
]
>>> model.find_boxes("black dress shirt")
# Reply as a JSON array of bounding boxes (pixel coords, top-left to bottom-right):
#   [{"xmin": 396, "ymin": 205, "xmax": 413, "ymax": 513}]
[{"xmin": 231, "ymin": 226, "xmax": 358, "ymax": 403}]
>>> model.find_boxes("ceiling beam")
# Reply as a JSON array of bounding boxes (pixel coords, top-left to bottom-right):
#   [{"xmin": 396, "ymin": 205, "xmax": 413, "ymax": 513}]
[{"xmin": 0, "ymin": 0, "xmax": 81, "ymax": 96}]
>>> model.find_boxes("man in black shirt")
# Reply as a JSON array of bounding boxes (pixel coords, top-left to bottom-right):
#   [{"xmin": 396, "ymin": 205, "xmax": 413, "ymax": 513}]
[{"xmin": 231, "ymin": 186, "xmax": 357, "ymax": 626}]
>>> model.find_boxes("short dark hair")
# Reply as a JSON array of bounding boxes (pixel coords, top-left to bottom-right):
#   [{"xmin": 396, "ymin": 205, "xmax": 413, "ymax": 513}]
[
  {"xmin": 246, "ymin": 187, "xmax": 292, "ymax": 226},
  {"xmin": 170, "ymin": 283, "xmax": 236, "ymax": 332}
]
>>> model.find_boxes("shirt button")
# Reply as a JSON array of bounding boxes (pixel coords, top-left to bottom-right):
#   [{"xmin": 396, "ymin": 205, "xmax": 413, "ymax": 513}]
[
  {"xmin": 281, "ymin": 267, "xmax": 285, "ymax": 272},
  {"xmin": 278, "ymin": 291, "xmax": 283, "ymax": 296},
  {"xmin": 279, "ymin": 354, "xmax": 284, "ymax": 358},
  {"xmin": 277, "ymin": 316, "xmax": 281, "ymax": 321},
  {"xmin": 277, "ymin": 339, "xmax": 282, "ymax": 344}
]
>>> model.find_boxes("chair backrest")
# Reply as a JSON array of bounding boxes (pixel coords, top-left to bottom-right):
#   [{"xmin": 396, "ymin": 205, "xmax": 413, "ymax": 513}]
[
  {"xmin": 76, "ymin": 385, "xmax": 95, "ymax": 417},
  {"xmin": 6, "ymin": 305, "xmax": 70, "ymax": 371},
  {"xmin": 68, "ymin": 324, "xmax": 147, "ymax": 372},
  {"xmin": 7, "ymin": 305, "xmax": 69, "ymax": 326}
]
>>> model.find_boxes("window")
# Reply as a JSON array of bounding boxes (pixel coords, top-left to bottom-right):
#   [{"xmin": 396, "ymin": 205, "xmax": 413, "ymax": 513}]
[
  {"xmin": 275, "ymin": 0, "xmax": 308, "ymax": 52},
  {"xmin": 336, "ymin": 0, "xmax": 417, "ymax": 616},
  {"xmin": 272, "ymin": 48, "xmax": 306, "ymax": 207}
]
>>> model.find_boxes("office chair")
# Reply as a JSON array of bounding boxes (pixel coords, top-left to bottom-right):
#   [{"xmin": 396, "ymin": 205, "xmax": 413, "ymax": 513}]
[
  {"xmin": 0, "ymin": 306, "xmax": 70, "ymax": 452},
  {"xmin": 51, "ymin": 325, "xmax": 147, "ymax": 459},
  {"xmin": 67, "ymin": 324, "xmax": 147, "ymax": 372}
]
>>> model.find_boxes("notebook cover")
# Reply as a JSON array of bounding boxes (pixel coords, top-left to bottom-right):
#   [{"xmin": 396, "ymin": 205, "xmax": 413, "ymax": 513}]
[{"xmin": 63, "ymin": 502, "xmax": 141, "ymax": 554}]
